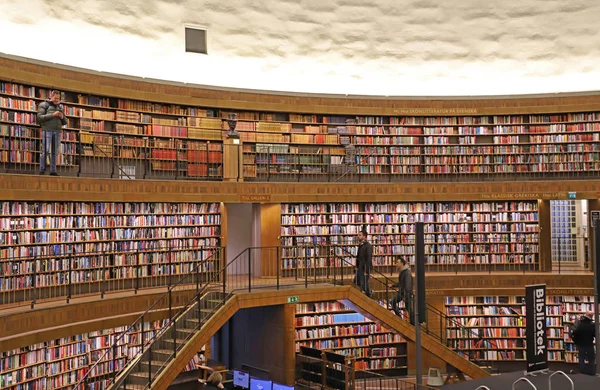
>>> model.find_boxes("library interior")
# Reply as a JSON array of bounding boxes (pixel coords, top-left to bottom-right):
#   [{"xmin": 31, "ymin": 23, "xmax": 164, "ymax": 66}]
[{"xmin": 2, "ymin": 2, "xmax": 600, "ymax": 390}]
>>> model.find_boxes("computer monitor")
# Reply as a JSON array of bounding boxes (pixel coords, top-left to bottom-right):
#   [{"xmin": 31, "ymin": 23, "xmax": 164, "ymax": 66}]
[
  {"xmin": 272, "ymin": 382, "xmax": 294, "ymax": 390},
  {"xmin": 233, "ymin": 370, "xmax": 250, "ymax": 389},
  {"xmin": 250, "ymin": 377, "xmax": 272, "ymax": 390}
]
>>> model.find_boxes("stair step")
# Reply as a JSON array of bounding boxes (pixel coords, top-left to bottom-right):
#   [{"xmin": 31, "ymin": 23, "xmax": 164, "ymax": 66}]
[
  {"xmin": 177, "ymin": 328, "xmax": 196, "ymax": 334},
  {"xmin": 140, "ymin": 360, "xmax": 167, "ymax": 374},
  {"xmin": 153, "ymin": 349, "xmax": 174, "ymax": 355},
  {"xmin": 127, "ymin": 371, "xmax": 152, "ymax": 386},
  {"xmin": 118, "ymin": 384, "xmax": 146, "ymax": 390},
  {"xmin": 163, "ymin": 338, "xmax": 187, "ymax": 344}
]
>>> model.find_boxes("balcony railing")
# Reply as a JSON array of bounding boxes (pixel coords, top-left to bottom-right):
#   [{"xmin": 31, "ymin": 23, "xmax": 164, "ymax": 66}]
[{"xmin": 2, "ymin": 134, "xmax": 600, "ymax": 183}]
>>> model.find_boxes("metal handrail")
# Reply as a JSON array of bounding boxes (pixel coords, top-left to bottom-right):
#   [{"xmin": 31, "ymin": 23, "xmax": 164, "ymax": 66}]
[
  {"xmin": 475, "ymin": 386, "xmax": 492, "ymax": 390},
  {"xmin": 73, "ymin": 247, "xmax": 222, "ymax": 389},
  {"xmin": 91, "ymin": 138, "xmax": 134, "ymax": 179},
  {"xmin": 328, "ymin": 243, "xmax": 499, "ymax": 371},
  {"xmin": 512, "ymin": 377, "xmax": 537, "ymax": 390},
  {"xmin": 548, "ymin": 371, "xmax": 574, "ymax": 390}
]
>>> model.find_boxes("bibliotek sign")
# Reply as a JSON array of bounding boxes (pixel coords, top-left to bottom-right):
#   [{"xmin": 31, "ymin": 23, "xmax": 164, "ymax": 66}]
[{"xmin": 525, "ymin": 284, "xmax": 548, "ymax": 374}]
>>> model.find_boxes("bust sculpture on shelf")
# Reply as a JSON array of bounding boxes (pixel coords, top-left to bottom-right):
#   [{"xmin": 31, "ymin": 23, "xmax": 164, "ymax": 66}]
[{"xmin": 224, "ymin": 113, "xmax": 240, "ymax": 139}]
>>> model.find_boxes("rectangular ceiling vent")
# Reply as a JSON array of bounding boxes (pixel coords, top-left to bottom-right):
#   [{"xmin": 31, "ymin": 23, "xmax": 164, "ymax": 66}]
[{"xmin": 185, "ymin": 26, "xmax": 208, "ymax": 54}]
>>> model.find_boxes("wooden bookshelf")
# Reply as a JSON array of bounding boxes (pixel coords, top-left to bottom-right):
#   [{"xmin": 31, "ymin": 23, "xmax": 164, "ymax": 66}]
[
  {"xmin": 295, "ymin": 301, "xmax": 408, "ymax": 374},
  {"xmin": 444, "ymin": 295, "xmax": 600, "ymax": 365},
  {"xmin": 0, "ymin": 319, "xmax": 204, "ymax": 390},
  {"xmin": 280, "ymin": 201, "xmax": 540, "ymax": 273},
  {"xmin": 0, "ymin": 201, "xmax": 221, "ymax": 303},
  {"xmin": 1, "ymin": 78, "xmax": 600, "ymax": 182}
]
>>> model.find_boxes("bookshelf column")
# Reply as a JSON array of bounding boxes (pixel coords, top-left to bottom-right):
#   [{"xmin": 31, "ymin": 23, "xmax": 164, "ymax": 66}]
[
  {"xmin": 223, "ymin": 138, "xmax": 243, "ymax": 181},
  {"xmin": 539, "ymin": 200, "xmax": 553, "ymax": 272}
]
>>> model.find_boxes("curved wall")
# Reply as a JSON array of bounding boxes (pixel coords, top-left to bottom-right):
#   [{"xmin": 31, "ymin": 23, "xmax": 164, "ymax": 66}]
[
  {"xmin": 1, "ymin": 0, "xmax": 600, "ymax": 96},
  {"xmin": 3, "ymin": 54, "xmax": 600, "ymax": 116}
]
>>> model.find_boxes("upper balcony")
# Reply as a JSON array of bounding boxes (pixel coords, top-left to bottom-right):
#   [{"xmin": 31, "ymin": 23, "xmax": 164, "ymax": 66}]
[{"xmin": 1, "ymin": 54, "xmax": 600, "ymax": 187}]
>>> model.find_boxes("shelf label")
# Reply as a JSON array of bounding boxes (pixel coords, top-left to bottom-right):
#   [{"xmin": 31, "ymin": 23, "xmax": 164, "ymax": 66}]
[
  {"xmin": 240, "ymin": 195, "xmax": 271, "ymax": 202},
  {"xmin": 287, "ymin": 296, "xmax": 299, "ymax": 304}
]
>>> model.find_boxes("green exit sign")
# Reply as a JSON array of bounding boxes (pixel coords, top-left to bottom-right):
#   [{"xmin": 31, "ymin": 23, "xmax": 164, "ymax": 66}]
[
  {"xmin": 568, "ymin": 192, "xmax": 577, "ymax": 199},
  {"xmin": 287, "ymin": 296, "xmax": 299, "ymax": 304}
]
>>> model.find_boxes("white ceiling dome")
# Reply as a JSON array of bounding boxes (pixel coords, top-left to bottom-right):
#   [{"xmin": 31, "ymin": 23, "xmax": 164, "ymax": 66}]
[{"xmin": 1, "ymin": 0, "xmax": 599, "ymax": 96}]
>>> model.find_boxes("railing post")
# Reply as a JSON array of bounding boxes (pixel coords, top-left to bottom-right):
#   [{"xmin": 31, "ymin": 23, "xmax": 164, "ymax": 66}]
[
  {"xmin": 110, "ymin": 135, "xmax": 115, "ymax": 178},
  {"xmin": 175, "ymin": 138, "xmax": 179, "ymax": 180},
  {"xmin": 222, "ymin": 249, "xmax": 227, "ymax": 296},
  {"xmin": 31, "ymin": 255, "xmax": 37, "ymax": 309},
  {"xmin": 314, "ymin": 245, "xmax": 318, "ymax": 285},
  {"xmin": 141, "ymin": 316, "xmax": 145, "ymax": 355},
  {"xmin": 385, "ymin": 280, "xmax": 389, "ymax": 309},
  {"xmin": 440, "ymin": 310, "xmax": 443, "ymax": 345},
  {"xmin": 67, "ymin": 247, "xmax": 72, "ymax": 303},
  {"xmin": 77, "ymin": 131, "xmax": 82, "ymax": 177},
  {"xmin": 148, "ymin": 342, "xmax": 153, "ymax": 386},
  {"xmin": 248, "ymin": 249, "xmax": 252, "ymax": 293},
  {"xmin": 305, "ymin": 248, "xmax": 308, "ymax": 288},
  {"xmin": 112, "ymin": 340, "xmax": 117, "ymax": 382},
  {"xmin": 135, "ymin": 252, "xmax": 140, "ymax": 294},
  {"xmin": 168, "ymin": 241, "xmax": 172, "ymax": 289},
  {"xmin": 277, "ymin": 247, "xmax": 280, "ymax": 290},
  {"xmin": 197, "ymin": 292, "xmax": 202, "ymax": 326},
  {"xmin": 169, "ymin": 289, "xmax": 173, "ymax": 325},
  {"xmin": 173, "ymin": 309, "xmax": 177, "ymax": 358},
  {"xmin": 267, "ymin": 147, "xmax": 271, "ymax": 182},
  {"xmin": 331, "ymin": 246, "xmax": 336, "ymax": 285},
  {"xmin": 196, "ymin": 248, "xmax": 202, "ymax": 293},
  {"xmin": 101, "ymin": 250, "xmax": 106, "ymax": 299}
]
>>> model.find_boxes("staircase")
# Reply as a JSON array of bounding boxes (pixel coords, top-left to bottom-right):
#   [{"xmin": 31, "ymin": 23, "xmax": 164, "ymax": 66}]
[
  {"xmin": 113, "ymin": 290, "xmax": 228, "ymax": 389},
  {"xmin": 341, "ymin": 288, "xmax": 489, "ymax": 380},
  {"xmin": 73, "ymin": 246, "xmax": 492, "ymax": 390}
]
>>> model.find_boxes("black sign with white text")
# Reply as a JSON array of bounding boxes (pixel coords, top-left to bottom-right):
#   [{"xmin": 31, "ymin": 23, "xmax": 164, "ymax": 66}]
[{"xmin": 526, "ymin": 284, "xmax": 548, "ymax": 373}]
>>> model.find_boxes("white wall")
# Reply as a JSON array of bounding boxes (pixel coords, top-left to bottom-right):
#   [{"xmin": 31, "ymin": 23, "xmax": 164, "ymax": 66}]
[
  {"xmin": 1, "ymin": 0, "xmax": 600, "ymax": 96},
  {"xmin": 226, "ymin": 203, "xmax": 255, "ymax": 275}
]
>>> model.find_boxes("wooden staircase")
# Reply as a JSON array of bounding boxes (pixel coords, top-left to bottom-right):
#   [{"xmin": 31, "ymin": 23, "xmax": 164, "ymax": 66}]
[{"xmin": 112, "ymin": 285, "xmax": 489, "ymax": 390}]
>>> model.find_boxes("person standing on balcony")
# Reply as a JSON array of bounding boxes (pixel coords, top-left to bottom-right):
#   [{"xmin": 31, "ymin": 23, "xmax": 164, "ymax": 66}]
[
  {"xmin": 355, "ymin": 228, "xmax": 372, "ymax": 297},
  {"xmin": 390, "ymin": 257, "xmax": 414, "ymax": 324},
  {"xmin": 572, "ymin": 312, "xmax": 596, "ymax": 375},
  {"xmin": 37, "ymin": 90, "xmax": 67, "ymax": 176}
]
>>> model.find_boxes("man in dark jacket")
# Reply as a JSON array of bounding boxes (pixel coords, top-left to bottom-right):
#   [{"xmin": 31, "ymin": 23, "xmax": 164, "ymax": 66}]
[
  {"xmin": 354, "ymin": 229, "xmax": 372, "ymax": 296},
  {"xmin": 391, "ymin": 257, "xmax": 414, "ymax": 324},
  {"xmin": 37, "ymin": 90, "xmax": 67, "ymax": 176},
  {"xmin": 572, "ymin": 312, "xmax": 596, "ymax": 375}
]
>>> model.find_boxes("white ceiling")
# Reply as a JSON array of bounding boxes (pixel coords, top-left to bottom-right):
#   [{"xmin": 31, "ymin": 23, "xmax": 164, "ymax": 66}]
[{"xmin": 1, "ymin": 0, "xmax": 599, "ymax": 96}]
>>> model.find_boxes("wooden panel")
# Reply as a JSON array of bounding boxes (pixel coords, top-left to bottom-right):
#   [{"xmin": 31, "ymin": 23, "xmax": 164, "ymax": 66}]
[
  {"xmin": 260, "ymin": 203, "xmax": 281, "ymax": 277},
  {"xmin": 0, "ymin": 289, "xmax": 196, "ymax": 352},
  {"xmin": 283, "ymin": 304, "xmax": 297, "ymax": 386},
  {"xmin": 4, "ymin": 55, "xmax": 600, "ymax": 116},
  {"xmin": 223, "ymin": 139, "xmax": 243, "ymax": 182},
  {"xmin": 539, "ymin": 200, "xmax": 553, "ymax": 272},
  {"xmin": 2, "ymin": 175, "xmax": 599, "ymax": 203}
]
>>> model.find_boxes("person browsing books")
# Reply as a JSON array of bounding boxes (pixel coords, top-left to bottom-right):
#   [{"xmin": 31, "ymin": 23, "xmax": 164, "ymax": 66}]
[
  {"xmin": 572, "ymin": 312, "xmax": 596, "ymax": 375},
  {"xmin": 37, "ymin": 90, "xmax": 67, "ymax": 176}
]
